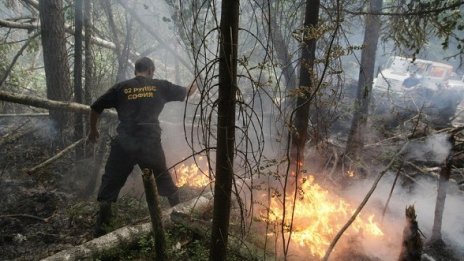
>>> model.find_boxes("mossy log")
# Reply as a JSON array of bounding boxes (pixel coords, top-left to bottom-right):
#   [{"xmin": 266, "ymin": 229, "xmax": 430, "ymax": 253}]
[{"xmin": 41, "ymin": 195, "xmax": 212, "ymax": 261}]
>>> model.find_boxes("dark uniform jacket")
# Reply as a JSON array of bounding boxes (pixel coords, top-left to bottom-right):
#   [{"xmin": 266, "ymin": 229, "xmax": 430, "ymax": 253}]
[{"xmin": 91, "ymin": 76, "xmax": 187, "ymax": 140}]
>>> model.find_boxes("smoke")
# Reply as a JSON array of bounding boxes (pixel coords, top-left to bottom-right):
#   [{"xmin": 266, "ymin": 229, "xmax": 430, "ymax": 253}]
[
  {"xmin": 406, "ymin": 133, "xmax": 451, "ymax": 163},
  {"xmin": 342, "ymin": 172, "xmax": 464, "ymax": 260}
]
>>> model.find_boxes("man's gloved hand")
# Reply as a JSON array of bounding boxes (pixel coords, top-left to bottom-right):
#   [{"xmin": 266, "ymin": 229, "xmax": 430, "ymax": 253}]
[{"xmin": 88, "ymin": 129, "xmax": 100, "ymax": 143}]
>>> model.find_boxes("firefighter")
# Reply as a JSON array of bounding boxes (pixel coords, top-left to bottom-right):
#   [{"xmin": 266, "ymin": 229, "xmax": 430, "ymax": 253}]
[{"xmin": 88, "ymin": 57, "xmax": 197, "ymax": 237}]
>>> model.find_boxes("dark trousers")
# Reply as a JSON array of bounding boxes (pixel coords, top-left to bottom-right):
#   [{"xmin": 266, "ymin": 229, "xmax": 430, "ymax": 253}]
[{"xmin": 97, "ymin": 136, "xmax": 178, "ymax": 202}]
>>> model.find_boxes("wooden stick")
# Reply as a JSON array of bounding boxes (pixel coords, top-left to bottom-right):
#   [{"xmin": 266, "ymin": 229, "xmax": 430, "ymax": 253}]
[
  {"xmin": 381, "ymin": 163, "xmax": 404, "ymax": 222},
  {"xmin": 0, "ymin": 113, "xmax": 49, "ymax": 117},
  {"xmin": 141, "ymin": 168, "xmax": 167, "ymax": 260},
  {"xmin": 0, "ymin": 214, "xmax": 50, "ymax": 222},
  {"xmin": 322, "ymin": 142, "xmax": 409, "ymax": 261},
  {"xmin": 25, "ymin": 138, "xmax": 85, "ymax": 175}
]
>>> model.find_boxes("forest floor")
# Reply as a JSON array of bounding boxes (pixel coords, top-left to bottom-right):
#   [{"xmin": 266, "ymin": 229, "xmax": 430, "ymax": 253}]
[
  {"xmin": 0, "ymin": 117, "xmax": 463, "ymax": 260},
  {"xmin": 0, "ymin": 117, "xmax": 225, "ymax": 260}
]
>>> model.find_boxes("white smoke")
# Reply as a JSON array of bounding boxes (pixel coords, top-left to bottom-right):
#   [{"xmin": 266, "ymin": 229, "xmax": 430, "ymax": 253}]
[
  {"xmin": 406, "ymin": 133, "xmax": 451, "ymax": 163},
  {"xmin": 342, "ymin": 172, "xmax": 464, "ymax": 261}
]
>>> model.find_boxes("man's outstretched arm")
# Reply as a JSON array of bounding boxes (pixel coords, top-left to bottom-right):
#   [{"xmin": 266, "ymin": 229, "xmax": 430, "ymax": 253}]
[
  {"xmin": 187, "ymin": 78, "xmax": 199, "ymax": 97},
  {"xmin": 88, "ymin": 110, "xmax": 100, "ymax": 143}
]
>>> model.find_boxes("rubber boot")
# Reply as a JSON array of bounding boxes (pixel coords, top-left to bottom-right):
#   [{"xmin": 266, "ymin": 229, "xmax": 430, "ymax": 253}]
[
  {"xmin": 93, "ymin": 201, "xmax": 112, "ymax": 238},
  {"xmin": 167, "ymin": 191, "xmax": 180, "ymax": 207}
]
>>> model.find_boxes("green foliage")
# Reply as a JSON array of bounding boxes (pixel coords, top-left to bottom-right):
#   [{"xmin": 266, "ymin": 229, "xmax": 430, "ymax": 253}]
[{"xmin": 385, "ymin": 0, "xmax": 464, "ymax": 58}]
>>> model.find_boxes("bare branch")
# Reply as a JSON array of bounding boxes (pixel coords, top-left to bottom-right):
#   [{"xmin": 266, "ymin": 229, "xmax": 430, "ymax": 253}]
[
  {"xmin": 343, "ymin": 1, "xmax": 464, "ymax": 16},
  {"xmin": 116, "ymin": 0, "xmax": 193, "ymax": 74},
  {"xmin": 0, "ymin": 90, "xmax": 116, "ymax": 116},
  {"xmin": 24, "ymin": 138, "xmax": 85, "ymax": 175},
  {"xmin": 0, "ymin": 32, "xmax": 40, "ymax": 87}
]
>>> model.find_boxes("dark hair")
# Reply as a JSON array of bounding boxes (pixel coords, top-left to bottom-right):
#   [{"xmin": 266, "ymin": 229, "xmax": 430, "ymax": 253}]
[{"xmin": 135, "ymin": 57, "xmax": 155, "ymax": 73}]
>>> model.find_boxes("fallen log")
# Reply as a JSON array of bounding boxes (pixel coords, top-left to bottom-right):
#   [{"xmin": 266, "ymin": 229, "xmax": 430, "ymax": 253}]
[
  {"xmin": 41, "ymin": 194, "xmax": 213, "ymax": 261},
  {"xmin": 24, "ymin": 138, "xmax": 85, "ymax": 175},
  {"xmin": 0, "ymin": 90, "xmax": 116, "ymax": 117}
]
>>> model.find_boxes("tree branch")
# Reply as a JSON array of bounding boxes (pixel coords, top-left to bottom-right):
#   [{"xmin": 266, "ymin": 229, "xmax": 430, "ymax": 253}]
[
  {"xmin": 343, "ymin": 1, "xmax": 464, "ymax": 16},
  {"xmin": 24, "ymin": 138, "xmax": 85, "ymax": 175},
  {"xmin": 116, "ymin": 0, "xmax": 193, "ymax": 74},
  {"xmin": 0, "ymin": 32, "xmax": 40, "ymax": 87},
  {"xmin": 322, "ymin": 142, "xmax": 409, "ymax": 261},
  {"xmin": 0, "ymin": 90, "xmax": 116, "ymax": 116}
]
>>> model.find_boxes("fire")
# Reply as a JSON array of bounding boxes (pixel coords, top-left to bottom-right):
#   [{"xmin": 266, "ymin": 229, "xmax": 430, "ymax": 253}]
[
  {"xmin": 263, "ymin": 175, "xmax": 383, "ymax": 259},
  {"xmin": 174, "ymin": 157, "xmax": 211, "ymax": 188},
  {"xmin": 347, "ymin": 170, "xmax": 355, "ymax": 177}
]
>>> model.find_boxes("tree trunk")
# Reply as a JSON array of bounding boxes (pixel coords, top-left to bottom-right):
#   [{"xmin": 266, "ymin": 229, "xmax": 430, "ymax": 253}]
[
  {"xmin": 39, "ymin": 0, "xmax": 71, "ymax": 135},
  {"xmin": 430, "ymin": 136, "xmax": 454, "ymax": 242},
  {"xmin": 398, "ymin": 205, "xmax": 422, "ymax": 261},
  {"xmin": 83, "ymin": 0, "xmax": 93, "ymax": 106},
  {"xmin": 74, "ymin": 0, "xmax": 84, "ymax": 158},
  {"xmin": 141, "ymin": 168, "xmax": 167, "ymax": 260},
  {"xmin": 345, "ymin": 0, "xmax": 382, "ymax": 157},
  {"xmin": 266, "ymin": 2, "xmax": 296, "ymax": 90},
  {"xmin": 102, "ymin": 0, "xmax": 127, "ymax": 82},
  {"xmin": 209, "ymin": 0, "xmax": 239, "ymax": 260},
  {"xmin": 290, "ymin": 0, "xmax": 320, "ymax": 171}
]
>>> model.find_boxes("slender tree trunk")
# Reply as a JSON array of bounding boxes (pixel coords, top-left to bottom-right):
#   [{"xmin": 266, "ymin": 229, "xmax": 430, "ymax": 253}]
[
  {"xmin": 269, "ymin": 11, "xmax": 296, "ymax": 90},
  {"xmin": 74, "ymin": 0, "xmax": 84, "ymax": 158},
  {"xmin": 345, "ymin": 0, "xmax": 382, "ymax": 157},
  {"xmin": 290, "ymin": 0, "xmax": 320, "ymax": 170},
  {"xmin": 431, "ymin": 136, "xmax": 454, "ymax": 242},
  {"xmin": 209, "ymin": 0, "xmax": 239, "ymax": 260},
  {"xmin": 39, "ymin": 0, "xmax": 72, "ymax": 135},
  {"xmin": 102, "ymin": 0, "xmax": 123, "ymax": 81},
  {"xmin": 83, "ymin": 0, "xmax": 93, "ymax": 106},
  {"xmin": 141, "ymin": 168, "xmax": 167, "ymax": 260}
]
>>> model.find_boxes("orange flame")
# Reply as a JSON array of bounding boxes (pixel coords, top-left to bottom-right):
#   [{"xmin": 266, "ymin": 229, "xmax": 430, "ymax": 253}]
[
  {"xmin": 173, "ymin": 160, "xmax": 384, "ymax": 259},
  {"xmin": 262, "ymin": 175, "xmax": 383, "ymax": 258},
  {"xmin": 174, "ymin": 157, "xmax": 211, "ymax": 188},
  {"xmin": 347, "ymin": 170, "xmax": 355, "ymax": 177}
]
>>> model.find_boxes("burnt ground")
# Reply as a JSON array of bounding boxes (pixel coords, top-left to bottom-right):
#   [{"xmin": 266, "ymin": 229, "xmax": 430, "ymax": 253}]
[
  {"xmin": 1, "ymin": 117, "xmax": 463, "ymax": 260},
  {"xmin": 0, "ymin": 118, "xmax": 228, "ymax": 261}
]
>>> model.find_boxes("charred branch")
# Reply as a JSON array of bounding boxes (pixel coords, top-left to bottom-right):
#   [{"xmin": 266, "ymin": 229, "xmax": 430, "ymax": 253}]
[{"xmin": 398, "ymin": 205, "xmax": 423, "ymax": 261}]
